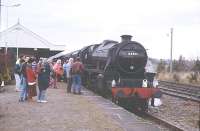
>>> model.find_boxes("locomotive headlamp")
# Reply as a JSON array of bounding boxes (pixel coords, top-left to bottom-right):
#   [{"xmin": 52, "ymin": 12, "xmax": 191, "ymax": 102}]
[
  {"xmin": 112, "ymin": 80, "xmax": 116, "ymax": 87},
  {"xmin": 128, "ymin": 52, "xmax": 138, "ymax": 56},
  {"xmin": 130, "ymin": 65, "xmax": 134, "ymax": 70}
]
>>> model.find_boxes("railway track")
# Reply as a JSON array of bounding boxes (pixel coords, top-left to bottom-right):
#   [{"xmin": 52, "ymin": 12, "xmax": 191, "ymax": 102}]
[
  {"xmin": 144, "ymin": 112, "xmax": 184, "ymax": 131},
  {"xmin": 98, "ymin": 92, "xmax": 185, "ymax": 131},
  {"xmin": 86, "ymin": 83, "xmax": 194, "ymax": 131},
  {"xmin": 158, "ymin": 81, "xmax": 200, "ymax": 102},
  {"xmin": 123, "ymin": 104, "xmax": 184, "ymax": 131}
]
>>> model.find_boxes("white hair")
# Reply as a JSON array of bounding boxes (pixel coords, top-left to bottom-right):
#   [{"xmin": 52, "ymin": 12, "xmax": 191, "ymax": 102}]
[
  {"xmin": 56, "ymin": 59, "xmax": 62, "ymax": 64},
  {"xmin": 69, "ymin": 58, "xmax": 74, "ymax": 64}
]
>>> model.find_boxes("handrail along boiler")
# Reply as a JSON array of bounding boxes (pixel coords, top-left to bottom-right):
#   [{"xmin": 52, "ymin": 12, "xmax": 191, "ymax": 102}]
[{"xmin": 58, "ymin": 35, "xmax": 161, "ymax": 111}]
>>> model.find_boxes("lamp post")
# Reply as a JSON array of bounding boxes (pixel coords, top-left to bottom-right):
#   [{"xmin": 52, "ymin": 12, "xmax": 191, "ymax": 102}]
[
  {"xmin": 170, "ymin": 28, "xmax": 173, "ymax": 73},
  {"xmin": 0, "ymin": 0, "xmax": 2, "ymax": 45},
  {"xmin": 0, "ymin": 3, "xmax": 21, "ymax": 54}
]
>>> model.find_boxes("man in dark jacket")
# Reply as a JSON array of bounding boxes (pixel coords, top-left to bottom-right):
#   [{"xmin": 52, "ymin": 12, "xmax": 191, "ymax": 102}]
[
  {"xmin": 19, "ymin": 57, "xmax": 28, "ymax": 102},
  {"xmin": 37, "ymin": 59, "xmax": 51, "ymax": 103}
]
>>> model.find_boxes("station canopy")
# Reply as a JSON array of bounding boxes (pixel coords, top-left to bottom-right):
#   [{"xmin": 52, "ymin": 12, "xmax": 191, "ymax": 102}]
[
  {"xmin": 0, "ymin": 22, "xmax": 66, "ymax": 51},
  {"xmin": 48, "ymin": 50, "xmax": 70, "ymax": 61}
]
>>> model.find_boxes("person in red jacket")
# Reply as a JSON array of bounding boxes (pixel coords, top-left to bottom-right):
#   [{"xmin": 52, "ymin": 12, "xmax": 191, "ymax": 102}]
[{"xmin": 26, "ymin": 58, "xmax": 37, "ymax": 101}]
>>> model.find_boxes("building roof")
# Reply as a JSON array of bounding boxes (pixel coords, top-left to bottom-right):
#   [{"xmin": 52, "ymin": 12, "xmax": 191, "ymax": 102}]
[
  {"xmin": 0, "ymin": 22, "xmax": 66, "ymax": 51},
  {"xmin": 48, "ymin": 50, "xmax": 70, "ymax": 61}
]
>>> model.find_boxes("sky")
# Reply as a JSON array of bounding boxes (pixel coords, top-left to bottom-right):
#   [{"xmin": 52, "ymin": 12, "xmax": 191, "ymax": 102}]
[{"xmin": 1, "ymin": 0, "xmax": 200, "ymax": 59}]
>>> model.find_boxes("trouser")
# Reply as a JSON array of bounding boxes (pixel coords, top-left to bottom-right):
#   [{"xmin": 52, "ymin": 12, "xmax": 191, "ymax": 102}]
[
  {"xmin": 72, "ymin": 74, "xmax": 82, "ymax": 93},
  {"xmin": 151, "ymin": 98, "xmax": 155, "ymax": 106},
  {"xmin": 38, "ymin": 90, "xmax": 47, "ymax": 101},
  {"xmin": 20, "ymin": 87, "xmax": 28, "ymax": 101},
  {"xmin": 67, "ymin": 77, "xmax": 72, "ymax": 93},
  {"xmin": 19, "ymin": 76, "xmax": 28, "ymax": 101},
  {"xmin": 63, "ymin": 72, "xmax": 67, "ymax": 82},
  {"xmin": 53, "ymin": 74, "xmax": 57, "ymax": 88},
  {"xmin": 28, "ymin": 84, "xmax": 37, "ymax": 99},
  {"xmin": 14, "ymin": 74, "xmax": 21, "ymax": 90}
]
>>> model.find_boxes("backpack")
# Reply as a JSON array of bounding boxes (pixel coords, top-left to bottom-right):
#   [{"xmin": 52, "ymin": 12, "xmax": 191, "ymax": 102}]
[
  {"xmin": 72, "ymin": 62, "xmax": 83, "ymax": 74},
  {"xmin": 14, "ymin": 64, "xmax": 21, "ymax": 75}
]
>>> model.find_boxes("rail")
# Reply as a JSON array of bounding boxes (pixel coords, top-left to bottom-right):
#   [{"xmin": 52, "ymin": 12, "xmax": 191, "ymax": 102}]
[{"xmin": 158, "ymin": 80, "xmax": 200, "ymax": 102}]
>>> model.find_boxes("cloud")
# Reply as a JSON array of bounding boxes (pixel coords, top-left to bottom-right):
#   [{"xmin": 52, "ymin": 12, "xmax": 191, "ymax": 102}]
[{"xmin": 3, "ymin": 0, "xmax": 200, "ymax": 59}]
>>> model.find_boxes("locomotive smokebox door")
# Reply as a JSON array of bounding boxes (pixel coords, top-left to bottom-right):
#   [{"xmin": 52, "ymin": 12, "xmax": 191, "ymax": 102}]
[{"xmin": 144, "ymin": 72, "xmax": 156, "ymax": 87}]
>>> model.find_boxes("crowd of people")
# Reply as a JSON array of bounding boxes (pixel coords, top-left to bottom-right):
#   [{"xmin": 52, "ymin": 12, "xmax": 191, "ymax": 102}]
[{"xmin": 14, "ymin": 56, "xmax": 84, "ymax": 103}]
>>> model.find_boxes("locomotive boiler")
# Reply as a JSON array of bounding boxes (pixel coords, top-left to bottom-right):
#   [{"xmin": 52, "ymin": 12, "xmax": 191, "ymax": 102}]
[{"xmin": 56, "ymin": 35, "xmax": 161, "ymax": 111}]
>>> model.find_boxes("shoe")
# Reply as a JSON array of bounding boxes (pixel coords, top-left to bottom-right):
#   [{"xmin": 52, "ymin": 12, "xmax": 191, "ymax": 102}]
[
  {"xmin": 37, "ymin": 100, "xmax": 41, "ymax": 103},
  {"xmin": 40, "ymin": 100, "xmax": 48, "ymax": 103},
  {"xmin": 19, "ymin": 98, "xmax": 24, "ymax": 102},
  {"xmin": 25, "ymin": 97, "xmax": 28, "ymax": 101},
  {"xmin": 15, "ymin": 89, "xmax": 20, "ymax": 92},
  {"xmin": 28, "ymin": 98, "xmax": 33, "ymax": 102},
  {"xmin": 19, "ymin": 99, "xmax": 23, "ymax": 102}
]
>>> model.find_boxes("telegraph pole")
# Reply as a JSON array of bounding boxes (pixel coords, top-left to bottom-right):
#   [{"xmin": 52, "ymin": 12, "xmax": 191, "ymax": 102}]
[
  {"xmin": 0, "ymin": 0, "xmax": 1, "ymax": 33},
  {"xmin": 0, "ymin": 0, "xmax": 2, "ymax": 52},
  {"xmin": 170, "ymin": 28, "xmax": 173, "ymax": 73}
]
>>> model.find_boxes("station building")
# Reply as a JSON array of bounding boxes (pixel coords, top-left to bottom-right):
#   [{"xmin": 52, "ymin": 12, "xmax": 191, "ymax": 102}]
[{"xmin": 0, "ymin": 22, "xmax": 66, "ymax": 59}]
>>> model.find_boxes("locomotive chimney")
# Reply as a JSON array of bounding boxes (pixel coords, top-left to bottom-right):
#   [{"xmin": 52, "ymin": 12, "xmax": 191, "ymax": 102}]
[{"xmin": 120, "ymin": 35, "xmax": 132, "ymax": 43}]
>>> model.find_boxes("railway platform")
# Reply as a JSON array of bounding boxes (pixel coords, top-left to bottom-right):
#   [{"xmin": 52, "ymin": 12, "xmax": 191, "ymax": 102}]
[{"xmin": 0, "ymin": 82, "xmax": 166, "ymax": 131}]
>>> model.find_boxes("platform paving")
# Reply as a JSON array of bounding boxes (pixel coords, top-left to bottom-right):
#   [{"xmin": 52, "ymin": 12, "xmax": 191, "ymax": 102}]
[{"xmin": 0, "ymin": 82, "xmax": 165, "ymax": 131}]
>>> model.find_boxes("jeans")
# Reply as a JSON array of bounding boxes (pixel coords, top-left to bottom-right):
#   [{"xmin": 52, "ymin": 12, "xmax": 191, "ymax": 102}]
[
  {"xmin": 14, "ymin": 74, "xmax": 21, "ymax": 90},
  {"xmin": 38, "ymin": 90, "xmax": 46, "ymax": 101},
  {"xmin": 20, "ymin": 76, "xmax": 28, "ymax": 101},
  {"xmin": 67, "ymin": 77, "xmax": 72, "ymax": 93},
  {"xmin": 72, "ymin": 74, "xmax": 82, "ymax": 93}
]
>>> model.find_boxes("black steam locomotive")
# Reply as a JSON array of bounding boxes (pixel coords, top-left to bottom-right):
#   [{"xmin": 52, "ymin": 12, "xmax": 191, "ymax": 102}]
[{"xmin": 53, "ymin": 35, "xmax": 161, "ymax": 111}]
